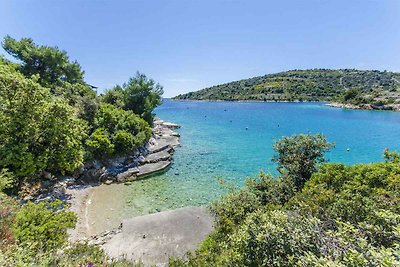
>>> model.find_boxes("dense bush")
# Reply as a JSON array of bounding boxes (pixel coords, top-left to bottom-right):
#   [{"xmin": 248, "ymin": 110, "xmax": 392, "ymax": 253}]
[
  {"xmin": 85, "ymin": 103, "xmax": 152, "ymax": 157},
  {"xmin": 102, "ymin": 72, "xmax": 163, "ymax": 125},
  {"xmin": 0, "ymin": 36, "xmax": 162, "ymax": 266},
  {"xmin": 86, "ymin": 128, "xmax": 115, "ymax": 156},
  {"xmin": 0, "ymin": 63, "xmax": 86, "ymax": 182},
  {"xmin": 11, "ymin": 200, "xmax": 76, "ymax": 252},
  {"xmin": 0, "ymin": 192, "xmax": 142, "ymax": 266},
  {"xmin": 170, "ymin": 136, "xmax": 400, "ymax": 266},
  {"xmin": 272, "ymin": 133, "xmax": 334, "ymax": 190}
]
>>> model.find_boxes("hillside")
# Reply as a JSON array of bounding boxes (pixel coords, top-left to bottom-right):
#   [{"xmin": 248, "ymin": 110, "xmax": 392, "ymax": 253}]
[{"xmin": 173, "ymin": 69, "xmax": 400, "ymax": 110}]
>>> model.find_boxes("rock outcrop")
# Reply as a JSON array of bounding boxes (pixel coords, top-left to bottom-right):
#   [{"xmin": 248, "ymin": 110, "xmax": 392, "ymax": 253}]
[
  {"xmin": 32, "ymin": 119, "xmax": 180, "ymax": 203},
  {"xmin": 326, "ymin": 102, "xmax": 400, "ymax": 112},
  {"xmin": 79, "ymin": 118, "xmax": 181, "ymax": 183}
]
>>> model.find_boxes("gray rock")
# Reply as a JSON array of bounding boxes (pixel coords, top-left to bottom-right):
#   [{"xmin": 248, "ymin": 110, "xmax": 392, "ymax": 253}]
[
  {"xmin": 137, "ymin": 161, "xmax": 172, "ymax": 178},
  {"xmin": 116, "ymin": 168, "xmax": 139, "ymax": 183},
  {"xmin": 101, "ymin": 207, "xmax": 213, "ymax": 266}
]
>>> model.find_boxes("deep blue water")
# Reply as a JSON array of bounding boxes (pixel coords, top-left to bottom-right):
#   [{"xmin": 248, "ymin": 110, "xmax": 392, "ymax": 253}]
[{"xmin": 88, "ymin": 100, "xmax": 400, "ymax": 232}]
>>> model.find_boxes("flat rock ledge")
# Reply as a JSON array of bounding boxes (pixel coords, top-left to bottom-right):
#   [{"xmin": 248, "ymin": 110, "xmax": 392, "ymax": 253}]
[
  {"xmin": 100, "ymin": 207, "xmax": 214, "ymax": 267},
  {"xmin": 81, "ymin": 118, "xmax": 181, "ymax": 185},
  {"xmin": 114, "ymin": 119, "xmax": 180, "ymax": 182},
  {"xmin": 326, "ymin": 102, "xmax": 400, "ymax": 112}
]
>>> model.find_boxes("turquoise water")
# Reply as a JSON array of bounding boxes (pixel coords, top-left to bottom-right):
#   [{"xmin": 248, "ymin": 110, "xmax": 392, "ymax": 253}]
[{"xmin": 88, "ymin": 100, "xmax": 400, "ymax": 234}]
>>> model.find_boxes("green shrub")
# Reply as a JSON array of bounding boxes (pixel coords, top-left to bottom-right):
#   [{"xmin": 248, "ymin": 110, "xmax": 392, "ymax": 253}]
[
  {"xmin": 272, "ymin": 133, "xmax": 334, "ymax": 190},
  {"xmin": 0, "ymin": 169, "xmax": 16, "ymax": 192},
  {"xmin": 86, "ymin": 128, "xmax": 115, "ymax": 157},
  {"xmin": 172, "ymin": 138, "xmax": 400, "ymax": 266},
  {"xmin": 12, "ymin": 200, "xmax": 76, "ymax": 252},
  {"xmin": 86, "ymin": 103, "xmax": 152, "ymax": 158},
  {"xmin": 231, "ymin": 210, "xmax": 323, "ymax": 266},
  {"xmin": 0, "ymin": 63, "xmax": 87, "ymax": 182},
  {"xmin": 103, "ymin": 72, "xmax": 163, "ymax": 125},
  {"xmin": 113, "ymin": 130, "xmax": 136, "ymax": 153}
]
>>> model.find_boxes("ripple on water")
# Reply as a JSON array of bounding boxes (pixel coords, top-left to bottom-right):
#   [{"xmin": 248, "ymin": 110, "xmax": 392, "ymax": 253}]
[{"xmin": 87, "ymin": 100, "xmax": 400, "ymax": 234}]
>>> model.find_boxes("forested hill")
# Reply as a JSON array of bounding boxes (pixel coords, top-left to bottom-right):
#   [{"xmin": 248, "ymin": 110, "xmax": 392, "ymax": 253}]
[{"xmin": 173, "ymin": 69, "xmax": 400, "ymax": 106}]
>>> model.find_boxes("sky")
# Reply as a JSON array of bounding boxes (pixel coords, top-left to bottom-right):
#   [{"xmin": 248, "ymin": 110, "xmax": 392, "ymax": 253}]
[{"xmin": 1, "ymin": 0, "xmax": 400, "ymax": 97}]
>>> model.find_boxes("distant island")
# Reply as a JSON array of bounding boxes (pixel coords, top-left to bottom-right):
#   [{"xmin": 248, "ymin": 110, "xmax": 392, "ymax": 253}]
[{"xmin": 173, "ymin": 69, "xmax": 400, "ymax": 111}]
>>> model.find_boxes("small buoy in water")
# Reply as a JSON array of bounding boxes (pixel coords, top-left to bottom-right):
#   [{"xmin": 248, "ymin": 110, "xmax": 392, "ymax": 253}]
[
  {"xmin": 230, "ymin": 120, "xmax": 232, "ymax": 123},
  {"xmin": 224, "ymin": 109, "xmax": 227, "ymax": 111},
  {"xmin": 245, "ymin": 127, "xmax": 249, "ymax": 130},
  {"xmin": 347, "ymin": 148, "xmax": 350, "ymax": 152}
]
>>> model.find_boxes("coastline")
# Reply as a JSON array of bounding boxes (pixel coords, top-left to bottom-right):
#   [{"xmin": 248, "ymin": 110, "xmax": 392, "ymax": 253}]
[
  {"xmin": 67, "ymin": 119, "xmax": 181, "ymax": 241},
  {"xmin": 66, "ymin": 120, "xmax": 215, "ymax": 266},
  {"xmin": 325, "ymin": 102, "xmax": 400, "ymax": 112},
  {"xmin": 171, "ymin": 98, "xmax": 400, "ymax": 112},
  {"xmin": 170, "ymin": 98, "xmax": 322, "ymax": 103}
]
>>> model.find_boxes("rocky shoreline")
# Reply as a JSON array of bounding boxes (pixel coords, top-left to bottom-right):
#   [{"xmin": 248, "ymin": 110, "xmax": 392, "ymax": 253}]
[
  {"xmin": 60, "ymin": 119, "xmax": 181, "ymax": 242},
  {"xmin": 31, "ymin": 119, "xmax": 180, "ymax": 201},
  {"xmin": 83, "ymin": 118, "xmax": 181, "ymax": 184},
  {"xmin": 326, "ymin": 102, "xmax": 400, "ymax": 112}
]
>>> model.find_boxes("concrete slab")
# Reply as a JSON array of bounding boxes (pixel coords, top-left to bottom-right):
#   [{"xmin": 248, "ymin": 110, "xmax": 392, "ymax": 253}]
[{"xmin": 102, "ymin": 207, "xmax": 214, "ymax": 266}]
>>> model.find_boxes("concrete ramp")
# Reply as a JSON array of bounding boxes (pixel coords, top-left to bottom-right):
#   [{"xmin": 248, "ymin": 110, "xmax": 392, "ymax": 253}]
[{"xmin": 102, "ymin": 207, "xmax": 214, "ymax": 266}]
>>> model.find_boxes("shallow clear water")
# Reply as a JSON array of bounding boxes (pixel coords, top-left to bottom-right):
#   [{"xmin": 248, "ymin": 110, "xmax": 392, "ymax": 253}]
[{"xmin": 87, "ymin": 100, "xmax": 400, "ymax": 234}]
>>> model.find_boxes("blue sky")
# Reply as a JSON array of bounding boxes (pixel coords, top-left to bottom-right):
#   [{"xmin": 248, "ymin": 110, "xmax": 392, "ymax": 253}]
[{"xmin": 1, "ymin": 0, "xmax": 399, "ymax": 97}]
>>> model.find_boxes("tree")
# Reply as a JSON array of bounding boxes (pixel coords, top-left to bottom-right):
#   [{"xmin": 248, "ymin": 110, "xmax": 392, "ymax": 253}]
[
  {"xmin": 2, "ymin": 36, "xmax": 84, "ymax": 86},
  {"xmin": 272, "ymin": 133, "xmax": 334, "ymax": 190},
  {"xmin": 0, "ymin": 63, "xmax": 86, "ymax": 182},
  {"xmin": 103, "ymin": 72, "xmax": 163, "ymax": 125},
  {"xmin": 40, "ymin": 99, "xmax": 87, "ymax": 174},
  {"xmin": 343, "ymin": 88, "xmax": 359, "ymax": 102}
]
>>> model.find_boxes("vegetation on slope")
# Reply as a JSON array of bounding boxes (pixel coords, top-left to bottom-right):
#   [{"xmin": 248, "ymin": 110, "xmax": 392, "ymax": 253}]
[
  {"xmin": 0, "ymin": 36, "xmax": 162, "ymax": 191},
  {"xmin": 174, "ymin": 69, "xmax": 400, "ymax": 107},
  {"xmin": 0, "ymin": 36, "xmax": 163, "ymax": 266},
  {"xmin": 170, "ymin": 134, "xmax": 400, "ymax": 266}
]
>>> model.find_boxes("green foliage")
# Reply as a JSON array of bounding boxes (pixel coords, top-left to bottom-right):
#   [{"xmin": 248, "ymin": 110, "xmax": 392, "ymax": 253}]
[
  {"xmin": 172, "ymin": 137, "xmax": 400, "ymax": 266},
  {"xmin": 102, "ymin": 84, "xmax": 125, "ymax": 108},
  {"xmin": 343, "ymin": 88, "xmax": 360, "ymax": 102},
  {"xmin": 0, "ymin": 63, "xmax": 86, "ymax": 182},
  {"xmin": 0, "ymin": 192, "xmax": 140, "ymax": 266},
  {"xmin": 113, "ymin": 130, "xmax": 136, "ymax": 153},
  {"xmin": 290, "ymin": 162, "xmax": 400, "ymax": 230},
  {"xmin": 0, "ymin": 36, "xmax": 158, "ymax": 182},
  {"xmin": 174, "ymin": 69, "xmax": 400, "ymax": 105},
  {"xmin": 12, "ymin": 200, "xmax": 76, "ymax": 252},
  {"xmin": 2, "ymin": 36, "xmax": 84, "ymax": 86},
  {"xmin": 231, "ymin": 210, "xmax": 323, "ymax": 266},
  {"xmin": 59, "ymin": 242, "xmax": 106, "ymax": 266},
  {"xmin": 384, "ymin": 148, "xmax": 400, "ymax": 163},
  {"xmin": 272, "ymin": 133, "xmax": 334, "ymax": 190},
  {"xmin": 0, "ymin": 193, "xmax": 17, "ymax": 250},
  {"xmin": 0, "ymin": 169, "xmax": 17, "ymax": 192},
  {"xmin": 103, "ymin": 72, "xmax": 164, "ymax": 125},
  {"xmin": 41, "ymin": 99, "xmax": 87, "ymax": 173},
  {"xmin": 86, "ymin": 128, "xmax": 115, "ymax": 156},
  {"xmin": 0, "ymin": 36, "xmax": 162, "ymax": 266},
  {"xmin": 86, "ymin": 103, "xmax": 151, "ymax": 158}
]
